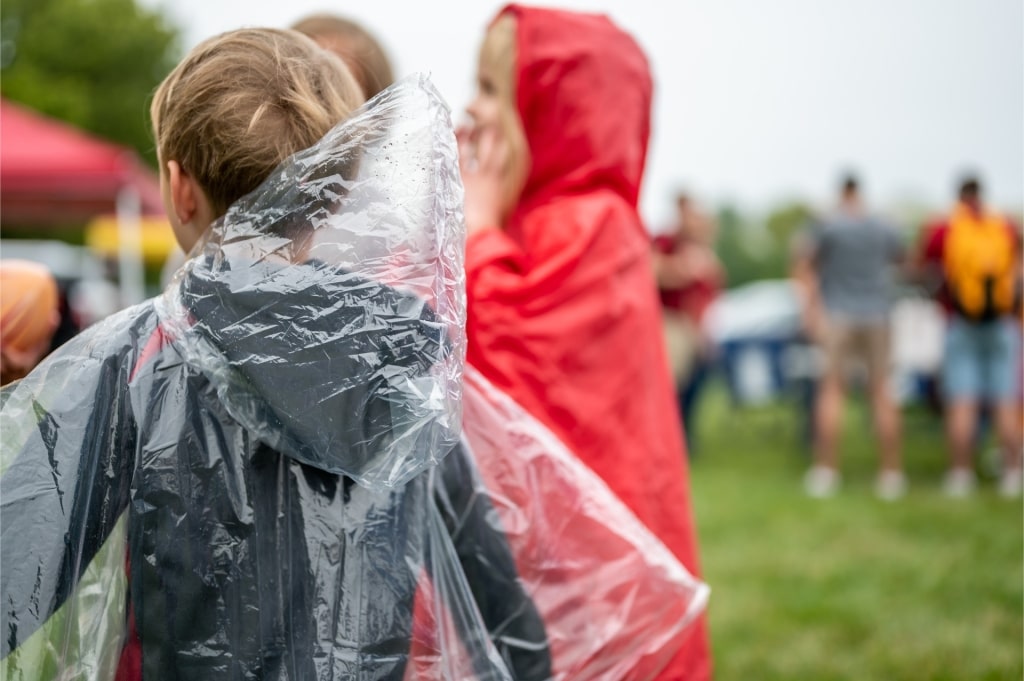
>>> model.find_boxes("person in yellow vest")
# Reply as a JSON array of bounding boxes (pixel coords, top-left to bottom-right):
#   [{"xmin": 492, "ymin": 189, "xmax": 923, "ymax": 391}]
[{"xmin": 917, "ymin": 176, "xmax": 1023, "ymax": 497}]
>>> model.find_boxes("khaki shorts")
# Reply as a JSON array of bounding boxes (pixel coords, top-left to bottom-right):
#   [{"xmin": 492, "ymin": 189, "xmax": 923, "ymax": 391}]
[
  {"xmin": 820, "ymin": 316, "xmax": 891, "ymax": 384},
  {"xmin": 662, "ymin": 312, "xmax": 699, "ymax": 385}
]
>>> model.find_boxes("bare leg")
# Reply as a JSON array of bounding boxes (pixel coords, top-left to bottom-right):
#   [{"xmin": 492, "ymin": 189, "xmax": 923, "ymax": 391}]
[
  {"xmin": 814, "ymin": 373, "xmax": 844, "ymax": 470},
  {"xmin": 995, "ymin": 401, "xmax": 1022, "ymax": 471},
  {"xmin": 806, "ymin": 319, "xmax": 843, "ymax": 497},
  {"xmin": 870, "ymin": 375, "xmax": 902, "ymax": 473},
  {"xmin": 994, "ymin": 400, "xmax": 1023, "ymax": 497},
  {"xmin": 946, "ymin": 400, "xmax": 978, "ymax": 471}
]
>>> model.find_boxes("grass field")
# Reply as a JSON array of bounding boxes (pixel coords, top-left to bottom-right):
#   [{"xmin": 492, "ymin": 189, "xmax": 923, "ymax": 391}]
[{"xmin": 686, "ymin": 382, "xmax": 1023, "ymax": 681}]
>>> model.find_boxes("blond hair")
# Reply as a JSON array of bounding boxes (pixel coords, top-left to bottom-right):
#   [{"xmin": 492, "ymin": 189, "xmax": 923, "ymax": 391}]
[
  {"xmin": 291, "ymin": 14, "xmax": 394, "ymax": 100},
  {"xmin": 150, "ymin": 28, "xmax": 364, "ymax": 217},
  {"xmin": 478, "ymin": 14, "xmax": 530, "ymax": 216}
]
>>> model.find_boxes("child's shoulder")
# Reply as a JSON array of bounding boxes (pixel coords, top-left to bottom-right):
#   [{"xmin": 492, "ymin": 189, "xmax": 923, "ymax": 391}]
[{"xmin": 55, "ymin": 299, "xmax": 166, "ymax": 384}]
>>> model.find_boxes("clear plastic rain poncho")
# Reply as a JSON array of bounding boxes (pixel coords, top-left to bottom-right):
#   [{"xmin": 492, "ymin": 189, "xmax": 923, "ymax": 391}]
[{"xmin": 0, "ymin": 75, "xmax": 706, "ymax": 681}]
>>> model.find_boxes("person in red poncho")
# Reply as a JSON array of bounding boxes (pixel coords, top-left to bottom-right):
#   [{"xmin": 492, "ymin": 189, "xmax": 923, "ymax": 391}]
[
  {"xmin": 651, "ymin": 193, "xmax": 724, "ymax": 457},
  {"xmin": 457, "ymin": 5, "xmax": 711, "ymax": 679}
]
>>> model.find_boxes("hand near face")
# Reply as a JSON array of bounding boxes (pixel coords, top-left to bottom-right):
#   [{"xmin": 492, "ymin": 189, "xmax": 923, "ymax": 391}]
[{"xmin": 457, "ymin": 124, "xmax": 508, "ymax": 235}]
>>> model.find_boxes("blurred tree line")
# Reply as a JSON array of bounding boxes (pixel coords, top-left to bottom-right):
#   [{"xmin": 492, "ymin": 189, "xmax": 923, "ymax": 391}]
[
  {"xmin": 714, "ymin": 201, "xmax": 814, "ymax": 288},
  {"xmin": 712, "ymin": 199, "xmax": 957, "ymax": 289},
  {"xmin": 1, "ymin": 0, "xmax": 181, "ymax": 166}
]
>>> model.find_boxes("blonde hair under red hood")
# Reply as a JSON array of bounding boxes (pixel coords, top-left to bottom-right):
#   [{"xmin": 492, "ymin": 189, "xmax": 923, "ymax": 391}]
[{"xmin": 494, "ymin": 4, "xmax": 652, "ymax": 212}]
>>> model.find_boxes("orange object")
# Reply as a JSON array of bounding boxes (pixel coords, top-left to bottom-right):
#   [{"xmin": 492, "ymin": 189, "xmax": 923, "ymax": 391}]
[
  {"xmin": 943, "ymin": 203, "xmax": 1019, "ymax": 320},
  {"xmin": 1, "ymin": 259, "xmax": 60, "ymax": 381}
]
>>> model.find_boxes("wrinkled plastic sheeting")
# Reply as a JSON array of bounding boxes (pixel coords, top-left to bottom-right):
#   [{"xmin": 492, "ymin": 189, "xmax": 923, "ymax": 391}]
[
  {"xmin": 458, "ymin": 367, "xmax": 710, "ymax": 681},
  {"xmin": 1, "ymin": 76, "xmax": 522, "ymax": 680},
  {"xmin": 159, "ymin": 71, "xmax": 466, "ymax": 492},
  {"xmin": 0, "ymin": 290, "xmax": 141, "ymax": 681}
]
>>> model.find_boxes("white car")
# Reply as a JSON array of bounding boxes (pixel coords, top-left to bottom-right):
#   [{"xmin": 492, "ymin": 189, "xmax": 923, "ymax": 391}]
[{"xmin": 705, "ymin": 279, "xmax": 943, "ymax": 406}]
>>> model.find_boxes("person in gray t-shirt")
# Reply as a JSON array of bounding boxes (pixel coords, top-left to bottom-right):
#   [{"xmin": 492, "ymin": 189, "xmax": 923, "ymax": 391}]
[{"xmin": 793, "ymin": 174, "xmax": 906, "ymax": 500}]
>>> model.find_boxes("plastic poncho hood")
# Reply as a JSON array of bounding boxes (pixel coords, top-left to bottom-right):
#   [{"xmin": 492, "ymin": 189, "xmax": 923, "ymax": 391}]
[{"xmin": 159, "ymin": 73, "xmax": 465, "ymax": 490}]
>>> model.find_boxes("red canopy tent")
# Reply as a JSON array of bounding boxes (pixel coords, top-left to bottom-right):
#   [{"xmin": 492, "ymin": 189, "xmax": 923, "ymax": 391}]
[
  {"xmin": 0, "ymin": 98, "xmax": 164, "ymax": 224},
  {"xmin": 1, "ymin": 99, "xmax": 169, "ymax": 306}
]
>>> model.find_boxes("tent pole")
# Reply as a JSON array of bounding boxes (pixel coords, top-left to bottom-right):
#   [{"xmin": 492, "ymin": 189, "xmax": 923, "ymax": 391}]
[{"xmin": 116, "ymin": 187, "xmax": 146, "ymax": 307}]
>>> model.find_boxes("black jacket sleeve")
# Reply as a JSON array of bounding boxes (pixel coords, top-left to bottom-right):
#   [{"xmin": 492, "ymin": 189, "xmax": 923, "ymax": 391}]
[{"xmin": 433, "ymin": 444, "xmax": 553, "ymax": 681}]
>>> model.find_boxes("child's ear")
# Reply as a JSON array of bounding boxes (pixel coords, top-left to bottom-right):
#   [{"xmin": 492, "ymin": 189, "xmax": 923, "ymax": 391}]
[
  {"xmin": 165, "ymin": 161, "xmax": 214, "ymax": 251},
  {"xmin": 166, "ymin": 160, "xmax": 198, "ymax": 226}
]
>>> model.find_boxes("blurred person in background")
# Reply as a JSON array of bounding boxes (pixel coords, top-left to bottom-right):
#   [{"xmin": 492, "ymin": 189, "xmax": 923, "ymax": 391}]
[
  {"xmin": 0, "ymin": 259, "xmax": 60, "ymax": 386},
  {"xmin": 652, "ymin": 192, "xmax": 723, "ymax": 457},
  {"xmin": 292, "ymin": 12, "xmax": 394, "ymax": 100},
  {"xmin": 792, "ymin": 173, "xmax": 906, "ymax": 500},
  {"xmin": 916, "ymin": 175, "xmax": 1022, "ymax": 498},
  {"xmin": 458, "ymin": 5, "xmax": 710, "ymax": 678}
]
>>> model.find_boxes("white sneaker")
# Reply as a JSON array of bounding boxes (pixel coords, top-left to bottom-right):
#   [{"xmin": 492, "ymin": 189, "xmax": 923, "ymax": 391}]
[
  {"xmin": 943, "ymin": 468, "xmax": 976, "ymax": 498},
  {"xmin": 999, "ymin": 468, "xmax": 1023, "ymax": 499},
  {"xmin": 804, "ymin": 466, "xmax": 840, "ymax": 498},
  {"xmin": 875, "ymin": 470, "xmax": 907, "ymax": 501}
]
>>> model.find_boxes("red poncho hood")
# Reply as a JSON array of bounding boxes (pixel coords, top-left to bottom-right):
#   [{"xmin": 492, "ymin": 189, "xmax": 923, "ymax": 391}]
[{"xmin": 499, "ymin": 3, "xmax": 652, "ymax": 211}]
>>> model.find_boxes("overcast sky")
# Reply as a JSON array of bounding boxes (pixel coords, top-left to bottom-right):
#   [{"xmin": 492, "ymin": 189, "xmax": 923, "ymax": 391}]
[{"xmin": 140, "ymin": 0, "xmax": 1023, "ymax": 226}]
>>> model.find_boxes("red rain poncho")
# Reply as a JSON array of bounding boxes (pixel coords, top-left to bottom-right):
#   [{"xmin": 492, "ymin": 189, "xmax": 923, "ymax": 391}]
[{"xmin": 465, "ymin": 6, "xmax": 711, "ymax": 679}]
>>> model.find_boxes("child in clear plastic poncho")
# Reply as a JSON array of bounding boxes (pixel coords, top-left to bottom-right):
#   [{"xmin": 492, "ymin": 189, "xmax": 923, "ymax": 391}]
[
  {"xmin": 0, "ymin": 28, "xmax": 548, "ymax": 680},
  {"xmin": 1, "ymin": 25, "xmax": 708, "ymax": 681}
]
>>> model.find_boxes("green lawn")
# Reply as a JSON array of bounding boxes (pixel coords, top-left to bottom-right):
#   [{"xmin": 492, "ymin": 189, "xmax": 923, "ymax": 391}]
[{"xmin": 687, "ymin": 382, "xmax": 1023, "ymax": 681}]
